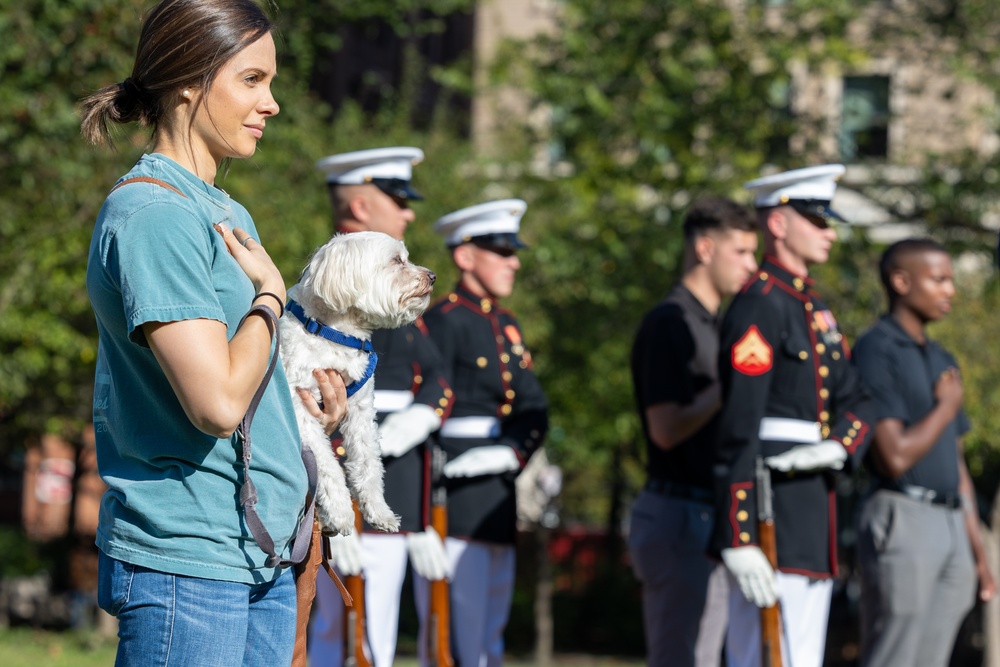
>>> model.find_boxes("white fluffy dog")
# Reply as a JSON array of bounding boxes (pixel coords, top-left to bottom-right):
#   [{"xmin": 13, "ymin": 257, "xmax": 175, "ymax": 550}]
[{"xmin": 280, "ymin": 231, "xmax": 435, "ymax": 535}]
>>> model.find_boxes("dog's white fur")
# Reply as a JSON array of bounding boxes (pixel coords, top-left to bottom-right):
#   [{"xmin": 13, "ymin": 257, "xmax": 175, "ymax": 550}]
[{"xmin": 280, "ymin": 231, "xmax": 435, "ymax": 535}]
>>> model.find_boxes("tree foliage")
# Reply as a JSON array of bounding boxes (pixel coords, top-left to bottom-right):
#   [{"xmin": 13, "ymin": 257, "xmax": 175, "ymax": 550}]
[
  {"xmin": 486, "ymin": 0, "xmax": 1000, "ymax": 526},
  {"xmin": 7, "ymin": 0, "xmax": 1000, "ymax": 533},
  {"xmin": 494, "ymin": 0, "xmax": 871, "ymax": 524},
  {"xmin": 0, "ymin": 0, "xmax": 149, "ymax": 444}
]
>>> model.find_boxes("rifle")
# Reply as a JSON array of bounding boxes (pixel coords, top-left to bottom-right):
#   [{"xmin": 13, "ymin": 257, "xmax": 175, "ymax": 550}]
[
  {"xmin": 343, "ymin": 499, "xmax": 371, "ymax": 667},
  {"xmin": 756, "ymin": 456, "xmax": 783, "ymax": 667},
  {"xmin": 427, "ymin": 445, "xmax": 455, "ymax": 667}
]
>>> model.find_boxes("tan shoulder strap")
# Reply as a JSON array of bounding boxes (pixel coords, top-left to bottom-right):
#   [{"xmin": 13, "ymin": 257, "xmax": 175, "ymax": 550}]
[{"xmin": 110, "ymin": 176, "xmax": 188, "ymax": 199}]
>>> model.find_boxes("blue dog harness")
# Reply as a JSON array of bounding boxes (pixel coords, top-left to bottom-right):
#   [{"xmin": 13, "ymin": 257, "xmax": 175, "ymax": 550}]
[{"xmin": 286, "ymin": 299, "xmax": 378, "ymax": 397}]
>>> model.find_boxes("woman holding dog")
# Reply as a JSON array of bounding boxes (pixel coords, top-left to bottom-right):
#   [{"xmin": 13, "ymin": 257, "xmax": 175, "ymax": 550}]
[{"xmin": 80, "ymin": 1, "xmax": 345, "ymax": 664}]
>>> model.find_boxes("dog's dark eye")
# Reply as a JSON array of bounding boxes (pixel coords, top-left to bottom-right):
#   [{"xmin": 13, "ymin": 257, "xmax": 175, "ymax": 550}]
[{"xmin": 393, "ymin": 255, "xmax": 405, "ymax": 264}]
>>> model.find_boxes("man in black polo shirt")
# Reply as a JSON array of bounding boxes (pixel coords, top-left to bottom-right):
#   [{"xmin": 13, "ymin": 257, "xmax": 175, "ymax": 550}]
[
  {"xmin": 853, "ymin": 238, "xmax": 995, "ymax": 667},
  {"xmin": 629, "ymin": 196, "xmax": 758, "ymax": 667}
]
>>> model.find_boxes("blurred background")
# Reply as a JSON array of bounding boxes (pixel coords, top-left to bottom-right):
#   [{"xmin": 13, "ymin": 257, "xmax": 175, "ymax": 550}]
[{"xmin": 5, "ymin": 0, "xmax": 1000, "ymax": 664}]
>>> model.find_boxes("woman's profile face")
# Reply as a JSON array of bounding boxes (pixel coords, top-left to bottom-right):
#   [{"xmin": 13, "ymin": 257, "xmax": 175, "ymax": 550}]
[{"xmin": 190, "ymin": 32, "xmax": 280, "ymax": 165}]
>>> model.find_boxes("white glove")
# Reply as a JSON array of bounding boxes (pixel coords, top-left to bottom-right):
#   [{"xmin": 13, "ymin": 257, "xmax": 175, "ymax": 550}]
[
  {"xmin": 538, "ymin": 464, "xmax": 563, "ymax": 499},
  {"xmin": 378, "ymin": 404, "xmax": 442, "ymax": 458},
  {"xmin": 326, "ymin": 532, "xmax": 363, "ymax": 576},
  {"xmin": 443, "ymin": 445, "xmax": 520, "ymax": 478},
  {"xmin": 406, "ymin": 527, "xmax": 450, "ymax": 581},
  {"xmin": 765, "ymin": 440, "xmax": 847, "ymax": 473},
  {"xmin": 721, "ymin": 546, "xmax": 777, "ymax": 608}
]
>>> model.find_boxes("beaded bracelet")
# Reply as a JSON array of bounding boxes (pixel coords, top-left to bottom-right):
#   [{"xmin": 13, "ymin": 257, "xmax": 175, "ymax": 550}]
[{"xmin": 253, "ymin": 291, "xmax": 285, "ymax": 318}]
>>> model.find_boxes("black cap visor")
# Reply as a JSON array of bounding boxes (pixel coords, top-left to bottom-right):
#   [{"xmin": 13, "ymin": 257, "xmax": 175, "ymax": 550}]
[
  {"xmin": 370, "ymin": 177, "xmax": 423, "ymax": 201},
  {"xmin": 787, "ymin": 199, "xmax": 846, "ymax": 228},
  {"xmin": 455, "ymin": 232, "xmax": 527, "ymax": 251}
]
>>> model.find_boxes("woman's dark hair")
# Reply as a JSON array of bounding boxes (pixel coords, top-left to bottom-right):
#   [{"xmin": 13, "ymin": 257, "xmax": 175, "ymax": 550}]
[{"xmin": 80, "ymin": 0, "xmax": 273, "ymax": 148}]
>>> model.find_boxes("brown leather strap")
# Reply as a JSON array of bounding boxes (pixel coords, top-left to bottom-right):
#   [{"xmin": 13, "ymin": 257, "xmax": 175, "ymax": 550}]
[
  {"xmin": 290, "ymin": 522, "xmax": 353, "ymax": 667},
  {"xmin": 110, "ymin": 176, "xmax": 188, "ymax": 198},
  {"xmin": 321, "ymin": 533, "xmax": 354, "ymax": 606},
  {"xmin": 291, "ymin": 520, "xmax": 323, "ymax": 667}
]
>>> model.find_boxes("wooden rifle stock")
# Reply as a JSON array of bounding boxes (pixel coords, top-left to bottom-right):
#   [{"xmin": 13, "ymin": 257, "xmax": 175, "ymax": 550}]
[
  {"xmin": 343, "ymin": 500, "xmax": 371, "ymax": 667},
  {"xmin": 428, "ymin": 446, "xmax": 455, "ymax": 667},
  {"xmin": 756, "ymin": 457, "xmax": 783, "ymax": 667}
]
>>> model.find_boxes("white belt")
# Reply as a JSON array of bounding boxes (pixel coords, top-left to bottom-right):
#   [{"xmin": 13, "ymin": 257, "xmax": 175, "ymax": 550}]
[
  {"xmin": 373, "ymin": 390, "xmax": 414, "ymax": 413},
  {"xmin": 439, "ymin": 416, "xmax": 501, "ymax": 439},
  {"xmin": 759, "ymin": 417, "xmax": 821, "ymax": 443}
]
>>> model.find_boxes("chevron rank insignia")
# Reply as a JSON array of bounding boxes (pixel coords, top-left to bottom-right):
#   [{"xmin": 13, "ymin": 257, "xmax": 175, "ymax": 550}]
[{"xmin": 732, "ymin": 325, "xmax": 773, "ymax": 376}]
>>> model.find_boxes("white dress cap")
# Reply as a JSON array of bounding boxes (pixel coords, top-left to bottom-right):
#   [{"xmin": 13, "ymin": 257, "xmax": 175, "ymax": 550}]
[
  {"xmin": 743, "ymin": 164, "xmax": 846, "ymax": 208},
  {"xmin": 315, "ymin": 146, "xmax": 424, "ymax": 185},
  {"xmin": 433, "ymin": 199, "xmax": 528, "ymax": 248}
]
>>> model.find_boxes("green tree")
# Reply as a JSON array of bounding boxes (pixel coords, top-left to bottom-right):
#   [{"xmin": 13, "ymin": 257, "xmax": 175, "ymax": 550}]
[
  {"xmin": 497, "ymin": 0, "xmax": 868, "ymax": 529},
  {"xmin": 0, "ymin": 0, "xmax": 149, "ymax": 447}
]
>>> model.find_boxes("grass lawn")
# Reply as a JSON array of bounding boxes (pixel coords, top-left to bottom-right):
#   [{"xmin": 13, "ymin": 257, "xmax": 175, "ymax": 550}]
[
  {"xmin": 0, "ymin": 627, "xmax": 117, "ymax": 667},
  {"xmin": 0, "ymin": 627, "xmax": 643, "ymax": 667}
]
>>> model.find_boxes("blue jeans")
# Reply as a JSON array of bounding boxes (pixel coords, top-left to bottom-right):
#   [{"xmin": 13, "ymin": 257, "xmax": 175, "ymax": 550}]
[{"xmin": 98, "ymin": 551, "xmax": 297, "ymax": 667}]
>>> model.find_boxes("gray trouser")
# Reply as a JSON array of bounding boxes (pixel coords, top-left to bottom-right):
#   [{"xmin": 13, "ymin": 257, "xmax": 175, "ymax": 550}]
[
  {"xmin": 858, "ymin": 489, "xmax": 977, "ymax": 667},
  {"xmin": 628, "ymin": 489, "xmax": 729, "ymax": 667}
]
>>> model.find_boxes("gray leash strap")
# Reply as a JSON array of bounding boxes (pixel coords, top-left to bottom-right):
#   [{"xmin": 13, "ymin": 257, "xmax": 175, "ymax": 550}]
[{"xmin": 236, "ymin": 303, "xmax": 318, "ymax": 569}]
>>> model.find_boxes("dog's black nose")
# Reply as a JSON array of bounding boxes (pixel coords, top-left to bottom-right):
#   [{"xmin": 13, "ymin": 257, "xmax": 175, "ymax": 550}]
[{"xmin": 427, "ymin": 270, "xmax": 436, "ymax": 285}]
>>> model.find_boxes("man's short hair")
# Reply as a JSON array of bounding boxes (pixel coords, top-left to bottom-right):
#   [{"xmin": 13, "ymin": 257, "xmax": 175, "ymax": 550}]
[
  {"xmin": 879, "ymin": 237, "xmax": 948, "ymax": 300},
  {"xmin": 682, "ymin": 196, "xmax": 757, "ymax": 244},
  {"xmin": 327, "ymin": 183, "xmax": 357, "ymax": 226}
]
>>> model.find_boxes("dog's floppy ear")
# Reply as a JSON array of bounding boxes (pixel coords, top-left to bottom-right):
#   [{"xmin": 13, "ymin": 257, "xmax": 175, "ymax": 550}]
[{"xmin": 300, "ymin": 234, "xmax": 366, "ymax": 314}]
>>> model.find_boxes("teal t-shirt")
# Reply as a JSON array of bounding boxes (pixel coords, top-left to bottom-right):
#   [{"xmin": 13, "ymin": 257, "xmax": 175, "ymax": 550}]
[{"xmin": 86, "ymin": 153, "xmax": 306, "ymax": 584}]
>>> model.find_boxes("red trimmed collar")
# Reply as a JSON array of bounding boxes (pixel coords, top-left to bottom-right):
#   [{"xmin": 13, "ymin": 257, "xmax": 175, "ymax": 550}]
[
  {"xmin": 455, "ymin": 281, "xmax": 501, "ymax": 314},
  {"xmin": 761, "ymin": 256, "xmax": 815, "ymax": 290}
]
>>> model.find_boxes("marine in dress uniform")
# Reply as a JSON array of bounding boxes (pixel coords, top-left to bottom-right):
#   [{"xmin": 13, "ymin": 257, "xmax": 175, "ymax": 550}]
[
  {"xmin": 854, "ymin": 239, "xmax": 995, "ymax": 667},
  {"xmin": 711, "ymin": 165, "xmax": 875, "ymax": 667},
  {"xmin": 308, "ymin": 147, "xmax": 455, "ymax": 667},
  {"xmin": 422, "ymin": 199, "xmax": 549, "ymax": 667}
]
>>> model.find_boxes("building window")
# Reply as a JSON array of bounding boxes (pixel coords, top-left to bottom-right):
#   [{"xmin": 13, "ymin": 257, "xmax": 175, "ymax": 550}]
[{"xmin": 840, "ymin": 75, "xmax": 890, "ymax": 161}]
